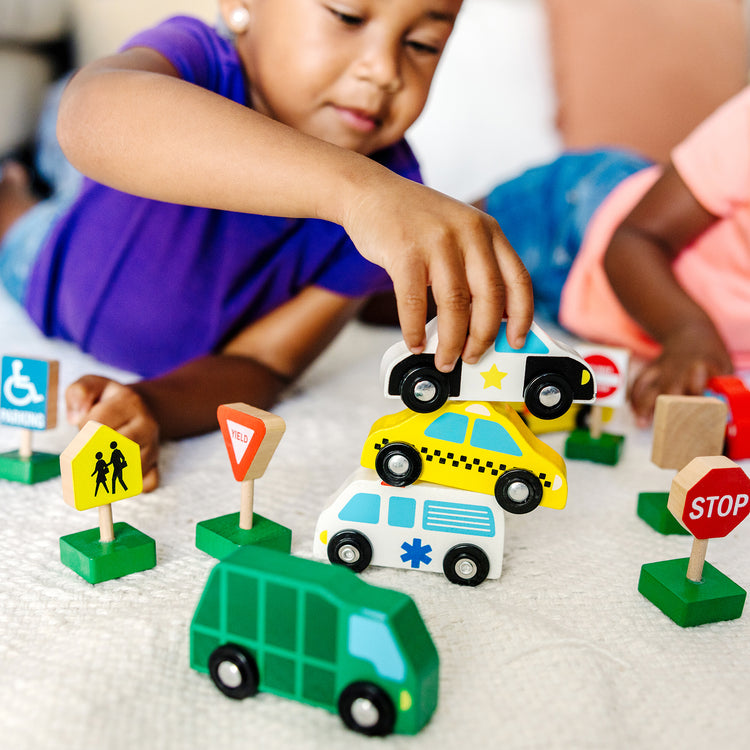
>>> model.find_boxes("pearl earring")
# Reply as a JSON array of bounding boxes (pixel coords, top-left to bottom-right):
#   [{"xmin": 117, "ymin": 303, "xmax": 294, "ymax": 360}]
[{"xmin": 229, "ymin": 6, "xmax": 250, "ymax": 34}]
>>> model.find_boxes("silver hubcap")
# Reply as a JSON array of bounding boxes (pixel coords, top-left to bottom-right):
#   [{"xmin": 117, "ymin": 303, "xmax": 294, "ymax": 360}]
[
  {"xmin": 413, "ymin": 379, "xmax": 437, "ymax": 402},
  {"xmin": 338, "ymin": 544, "xmax": 360, "ymax": 564},
  {"xmin": 350, "ymin": 697, "xmax": 380, "ymax": 728},
  {"xmin": 539, "ymin": 385, "xmax": 562, "ymax": 407},
  {"xmin": 455, "ymin": 558, "xmax": 478, "ymax": 580},
  {"xmin": 507, "ymin": 480, "xmax": 531, "ymax": 503},
  {"xmin": 217, "ymin": 660, "xmax": 243, "ymax": 689},
  {"xmin": 385, "ymin": 454, "xmax": 411, "ymax": 477}
]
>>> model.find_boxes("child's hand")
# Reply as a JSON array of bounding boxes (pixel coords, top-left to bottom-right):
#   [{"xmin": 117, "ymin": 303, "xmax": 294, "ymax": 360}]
[
  {"xmin": 65, "ymin": 375, "xmax": 160, "ymax": 492},
  {"xmin": 629, "ymin": 322, "xmax": 733, "ymax": 425},
  {"xmin": 343, "ymin": 176, "xmax": 533, "ymax": 371}
]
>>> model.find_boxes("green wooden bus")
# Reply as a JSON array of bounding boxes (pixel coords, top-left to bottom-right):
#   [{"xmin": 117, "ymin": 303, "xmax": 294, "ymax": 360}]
[{"xmin": 190, "ymin": 546, "xmax": 439, "ymax": 735}]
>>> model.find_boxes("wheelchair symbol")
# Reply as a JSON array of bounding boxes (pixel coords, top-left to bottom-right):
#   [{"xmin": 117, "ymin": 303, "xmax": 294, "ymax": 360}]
[{"xmin": 3, "ymin": 359, "xmax": 45, "ymax": 408}]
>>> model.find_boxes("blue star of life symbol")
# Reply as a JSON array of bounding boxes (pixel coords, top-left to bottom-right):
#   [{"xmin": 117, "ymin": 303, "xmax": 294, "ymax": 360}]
[{"xmin": 400, "ymin": 538, "xmax": 433, "ymax": 569}]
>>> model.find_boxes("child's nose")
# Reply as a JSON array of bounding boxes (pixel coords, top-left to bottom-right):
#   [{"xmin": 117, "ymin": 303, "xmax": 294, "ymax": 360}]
[{"xmin": 356, "ymin": 38, "xmax": 402, "ymax": 93}]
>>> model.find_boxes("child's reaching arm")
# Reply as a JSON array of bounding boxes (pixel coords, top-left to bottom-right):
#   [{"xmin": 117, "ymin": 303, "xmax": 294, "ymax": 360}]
[
  {"xmin": 603, "ymin": 162, "xmax": 733, "ymax": 423},
  {"xmin": 65, "ymin": 286, "xmax": 365, "ymax": 491},
  {"xmin": 57, "ymin": 48, "xmax": 533, "ymax": 374}
]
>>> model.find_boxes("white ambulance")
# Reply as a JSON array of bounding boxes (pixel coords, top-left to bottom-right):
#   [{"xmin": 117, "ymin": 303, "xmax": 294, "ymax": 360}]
[{"xmin": 314, "ymin": 467, "xmax": 504, "ymax": 587}]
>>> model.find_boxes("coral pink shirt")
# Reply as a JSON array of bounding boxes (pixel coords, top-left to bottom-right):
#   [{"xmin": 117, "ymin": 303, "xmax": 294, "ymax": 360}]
[{"xmin": 559, "ymin": 87, "xmax": 750, "ymax": 368}]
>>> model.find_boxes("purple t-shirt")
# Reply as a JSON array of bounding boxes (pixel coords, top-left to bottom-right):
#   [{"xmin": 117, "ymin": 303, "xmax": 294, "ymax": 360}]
[{"xmin": 26, "ymin": 16, "xmax": 422, "ymax": 377}]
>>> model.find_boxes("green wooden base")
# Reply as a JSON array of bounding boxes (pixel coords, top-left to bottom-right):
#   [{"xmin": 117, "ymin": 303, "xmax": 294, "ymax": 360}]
[
  {"xmin": 638, "ymin": 558, "xmax": 746, "ymax": 627},
  {"xmin": 195, "ymin": 512, "xmax": 292, "ymax": 559},
  {"xmin": 564, "ymin": 429, "xmax": 624, "ymax": 466},
  {"xmin": 60, "ymin": 522, "xmax": 156, "ymax": 584},
  {"xmin": 0, "ymin": 450, "xmax": 60, "ymax": 484},
  {"xmin": 637, "ymin": 491, "xmax": 691, "ymax": 535}
]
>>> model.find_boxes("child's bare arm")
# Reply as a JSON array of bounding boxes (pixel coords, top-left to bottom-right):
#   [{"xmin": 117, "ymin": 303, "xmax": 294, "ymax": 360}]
[
  {"xmin": 603, "ymin": 162, "xmax": 732, "ymax": 422},
  {"xmin": 65, "ymin": 287, "xmax": 364, "ymax": 490},
  {"xmin": 57, "ymin": 49, "xmax": 532, "ymax": 374}
]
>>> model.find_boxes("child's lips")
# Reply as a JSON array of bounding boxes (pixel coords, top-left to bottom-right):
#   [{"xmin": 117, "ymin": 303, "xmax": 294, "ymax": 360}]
[{"xmin": 334, "ymin": 105, "xmax": 381, "ymax": 133}]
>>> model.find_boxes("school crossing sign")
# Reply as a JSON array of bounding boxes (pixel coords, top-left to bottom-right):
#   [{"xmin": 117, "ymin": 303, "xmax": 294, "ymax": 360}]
[{"xmin": 0, "ymin": 356, "xmax": 58, "ymax": 430}]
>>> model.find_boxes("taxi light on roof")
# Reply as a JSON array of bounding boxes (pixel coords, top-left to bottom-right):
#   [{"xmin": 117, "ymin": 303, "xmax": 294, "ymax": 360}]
[{"xmin": 464, "ymin": 404, "xmax": 491, "ymax": 417}]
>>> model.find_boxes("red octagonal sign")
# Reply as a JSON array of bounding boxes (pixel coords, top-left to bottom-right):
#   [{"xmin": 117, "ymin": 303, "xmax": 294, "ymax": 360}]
[{"xmin": 669, "ymin": 456, "xmax": 750, "ymax": 539}]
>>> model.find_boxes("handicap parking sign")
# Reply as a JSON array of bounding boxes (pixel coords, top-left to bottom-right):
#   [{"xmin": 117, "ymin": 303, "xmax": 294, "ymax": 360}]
[{"xmin": 0, "ymin": 356, "xmax": 58, "ymax": 431}]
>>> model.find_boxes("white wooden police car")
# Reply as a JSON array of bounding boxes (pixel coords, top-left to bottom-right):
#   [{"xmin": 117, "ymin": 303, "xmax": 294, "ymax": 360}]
[{"xmin": 380, "ymin": 318, "xmax": 597, "ymax": 419}]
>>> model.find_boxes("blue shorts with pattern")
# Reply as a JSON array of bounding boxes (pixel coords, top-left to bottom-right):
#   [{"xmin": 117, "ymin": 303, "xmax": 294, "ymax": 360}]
[{"xmin": 485, "ymin": 149, "xmax": 653, "ymax": 322}]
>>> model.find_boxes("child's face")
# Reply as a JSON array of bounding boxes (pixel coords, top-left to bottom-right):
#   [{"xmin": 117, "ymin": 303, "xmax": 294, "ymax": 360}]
[{"xmin": 225, "ymin": 0, "xmax": 462, "ymax": 155}]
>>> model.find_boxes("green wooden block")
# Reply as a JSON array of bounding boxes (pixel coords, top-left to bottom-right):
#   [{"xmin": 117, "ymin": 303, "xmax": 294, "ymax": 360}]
[
  {"xmin": 0, "ymin": 450, "xmax": 60, "ymax": 484},
  {"xmin": 196, "ymin": 512, "xmax": 292, "ymax": 559},
  {"xmin": 564, "ymin": 429, "xmax": 624, "ymax": 465},
  {"xmin": 60, "ymin": 522, "xmax": 156, "ymax": 584},
  {"xmin": 637, "ymin": 491, "xmax": 691, "ymax": 535},
  {"xmin": 638, "ymin": 558, "xmax": 746, "ymax": 627}
]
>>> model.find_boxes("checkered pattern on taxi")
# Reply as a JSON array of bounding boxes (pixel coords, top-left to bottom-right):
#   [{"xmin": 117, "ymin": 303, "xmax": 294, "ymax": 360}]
[{"xmin": 373, "ymin": 439, "xmax": 554, "ymax": 489}]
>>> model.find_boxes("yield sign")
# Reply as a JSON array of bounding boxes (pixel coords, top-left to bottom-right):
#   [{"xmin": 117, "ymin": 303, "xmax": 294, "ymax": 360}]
[{"xmin": 217, "ymin": 403, "xmax": 286, "ymax": 481}]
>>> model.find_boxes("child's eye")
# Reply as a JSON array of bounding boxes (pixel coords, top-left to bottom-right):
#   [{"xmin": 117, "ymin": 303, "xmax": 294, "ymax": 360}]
[
  {"xmin": 328, "ymin": 7, "xmax": 364, "ymax": 26},
  {"xmin": 406, "ymin": 39, "xmax": 440, "ymax": 55}
]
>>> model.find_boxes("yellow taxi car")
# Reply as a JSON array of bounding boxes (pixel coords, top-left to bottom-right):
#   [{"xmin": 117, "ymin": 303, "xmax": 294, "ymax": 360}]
[{"xmin": 361, "ymin": 401, "xmax": 567, "ymax": 514}]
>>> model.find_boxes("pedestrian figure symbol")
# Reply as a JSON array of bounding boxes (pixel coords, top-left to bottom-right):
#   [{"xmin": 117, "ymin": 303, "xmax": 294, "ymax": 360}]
[{"xmin": 91, "ymin": 442, "xmax": 129, "ymax": 495}]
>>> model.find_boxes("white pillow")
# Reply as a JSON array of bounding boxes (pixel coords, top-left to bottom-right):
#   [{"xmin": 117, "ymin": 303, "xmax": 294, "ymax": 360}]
[{"xmin": 407, "ymin": 0, "xmax": 561, "ymax": 202}]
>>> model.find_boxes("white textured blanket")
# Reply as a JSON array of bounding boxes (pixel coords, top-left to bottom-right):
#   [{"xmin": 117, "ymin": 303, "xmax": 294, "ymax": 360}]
[{"xmin": 1, "ymin": 284, "xmax": 748, "ymax": 750}]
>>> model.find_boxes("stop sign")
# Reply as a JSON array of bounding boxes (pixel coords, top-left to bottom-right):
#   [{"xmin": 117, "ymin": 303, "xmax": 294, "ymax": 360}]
[
  {"xmin": 578, "ymin": 345, "xmax": 629, "ymax": 408},
  {"xmin": 668, "ymin": 455, "xmax": 750, "ymax": 539}
]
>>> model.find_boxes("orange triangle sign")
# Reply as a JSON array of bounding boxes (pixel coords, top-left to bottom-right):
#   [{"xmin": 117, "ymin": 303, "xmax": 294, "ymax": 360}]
[{"xmin": 217, "ymin": 403, "xmax": 285, "ymax": 481}]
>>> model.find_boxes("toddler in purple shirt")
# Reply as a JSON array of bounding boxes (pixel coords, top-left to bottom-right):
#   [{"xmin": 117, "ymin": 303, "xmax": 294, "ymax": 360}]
[{"xmin": 0, "ymin": 1, "xmax": 533, "ymax": 489}]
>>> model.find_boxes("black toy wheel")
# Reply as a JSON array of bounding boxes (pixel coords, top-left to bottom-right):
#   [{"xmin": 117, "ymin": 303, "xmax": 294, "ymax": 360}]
[
  {"xmin": 208, "ymin": 644, "xmax": 259, "ymax": 700},
  {"xmin": 494, "ymin": 469, "xmax": 543, "ymax": 514},
  {"xmin": 327, "ymin": 530, "xmax": 373, "ymax": 573},
  {"xmin": 524, "ymin": 374, "xmax": 574, "ymax": 420},
  {"xmin": 400, "ymin": 366, "xmax": 450, "ymax": 413},
  {"xmin": 442, "ymin": 544, "xmax": 490, "ymax": 586},
  {"xmin": 338, "ymin": 682, "xmax": 396, "ymax": 736},
  {"xmin": 375, "ymin": 442, "xmax": 422, "ymax": 487}
]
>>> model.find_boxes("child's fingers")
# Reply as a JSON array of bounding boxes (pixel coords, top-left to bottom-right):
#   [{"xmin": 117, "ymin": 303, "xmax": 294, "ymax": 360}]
[
  {"xmin": 461, "ymin": 233, "xmax": 505, "ymax": 365},
  {"xmin": 65, "ymin": 375, "xmax": 111, "ymax": 426},
  {"xmin": 392, "ymin": 263, "xmax": 429, "ymax": 356},
  {"xmin": 429, "ymin": 255, "xmax": 471, "ymax": 372},
  {"xmin": 495, "ymin": 240, "xmax": 534, "ymax": 349}
]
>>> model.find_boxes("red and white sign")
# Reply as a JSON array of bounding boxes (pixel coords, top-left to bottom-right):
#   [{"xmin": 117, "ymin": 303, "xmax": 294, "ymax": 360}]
[
  {"xmin": 669, "ymin": 456, "xmax": 750, "ymax": 539},
  {"xmin": 217, "ymin": 403, "xmax": 285, "ymax": 481},
  {"xmin": 578, "ymin": 345, "xmax": 630, "ymax": 408}
]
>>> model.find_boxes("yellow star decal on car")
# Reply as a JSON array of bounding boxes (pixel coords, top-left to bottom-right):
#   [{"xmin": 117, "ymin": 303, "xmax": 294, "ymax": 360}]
[{"xmin": 480, "ymin": 364, "xmax": 507, "ymax": 390}]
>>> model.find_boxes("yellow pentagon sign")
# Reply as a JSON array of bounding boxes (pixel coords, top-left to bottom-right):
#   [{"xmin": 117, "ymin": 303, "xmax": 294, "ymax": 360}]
[{"xmin": 60, "ymin": 421, "xmax": 143, "ymax": 511}]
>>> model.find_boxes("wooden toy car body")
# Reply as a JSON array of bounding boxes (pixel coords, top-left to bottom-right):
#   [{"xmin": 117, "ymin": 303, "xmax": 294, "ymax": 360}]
[
  {"xmin": 380, "ymin": 319, "xmax": 596, "ymax": 419},
  {"xmin": 190, "ymin": 546, "xmax": 438, "ymax": 736},
  {"xmin": 314, "ymin": 467, "xmax": 505, "ymax": 586},
  {"xmin": 361, "ymin": 401, "xmax": 567, "ymax": 514}
]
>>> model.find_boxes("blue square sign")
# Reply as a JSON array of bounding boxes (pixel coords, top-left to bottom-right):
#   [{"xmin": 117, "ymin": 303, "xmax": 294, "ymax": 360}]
[{"xmin": 1, "ymin": 356, "xmax": 58, "ymax": 431}]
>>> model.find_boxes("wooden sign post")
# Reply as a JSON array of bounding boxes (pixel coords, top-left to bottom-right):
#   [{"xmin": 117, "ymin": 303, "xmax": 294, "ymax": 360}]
[
  {"xmin": 565, "ymin": 346, "xmax": 629, "ymax": 465},
  {"xmin": 195, "ymin": 403, "xmax": 292, "ymax": 559},
  {"xmin": 638, "ymin": 456, "xmax": 750, "ymax": 627},
  {"xmin": 58, "ymin": 421, "xmax": 156, "ymax": 584}
]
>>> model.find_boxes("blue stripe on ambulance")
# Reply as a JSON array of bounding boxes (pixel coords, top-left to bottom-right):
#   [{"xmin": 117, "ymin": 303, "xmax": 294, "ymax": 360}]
[{"xmin": 422, "ymin": 501, "xmax": 495, "ymax": 537}]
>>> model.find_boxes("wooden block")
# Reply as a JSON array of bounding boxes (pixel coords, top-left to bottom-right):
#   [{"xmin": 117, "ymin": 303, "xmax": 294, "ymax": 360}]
[{"xmin": 651, "ymin": 395, "xmax": 727, "ymax": 469}]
